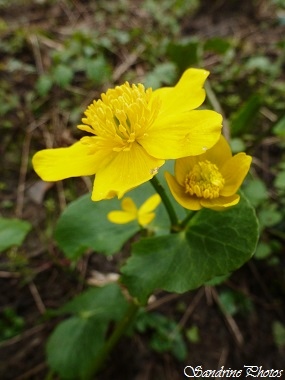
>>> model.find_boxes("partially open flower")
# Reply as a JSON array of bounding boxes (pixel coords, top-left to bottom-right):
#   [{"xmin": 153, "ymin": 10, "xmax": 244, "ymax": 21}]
[
  {"xmin": 32, "ymin": 68, "xmax": 222, "ymax": 201},
  {"xmin": 107, "ymin": 194, "xmax": 161, "ymax": 227},
  {"xmin": 165, "ymin": 136, "xmax": 252, "ymax": 211}
]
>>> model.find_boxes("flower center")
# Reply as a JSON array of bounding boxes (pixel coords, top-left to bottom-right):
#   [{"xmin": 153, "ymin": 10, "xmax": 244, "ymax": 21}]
[
  {"xmin": 79, "ymin": 82, "xmax": 160, "ymax": 152},
  {"xmin": 185, "ymin": 160, "xmax": 225, "ymax": 199}
]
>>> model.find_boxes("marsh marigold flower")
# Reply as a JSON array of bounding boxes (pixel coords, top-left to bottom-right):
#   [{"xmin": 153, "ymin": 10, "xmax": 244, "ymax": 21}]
[
  {"xmin": 33, "ymin": 68, "xmax": 222, "ymax": 201},
  {"xmin": 165, "ymin": 135, "xmax": 252, "ymax": 210},
  {"xmin": 107, "ymin": 194, "xmax": 161, "ymax": 226}
]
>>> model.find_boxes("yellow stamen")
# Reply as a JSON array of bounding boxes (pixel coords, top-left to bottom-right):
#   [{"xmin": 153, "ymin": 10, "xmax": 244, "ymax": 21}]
[
  {"xmin": 185, "ymin": 160, "xmax": 225, "ymax": 199},
  {"xmin": 78, "ymin": 82, "xmax": 161, "ymax": 152}
]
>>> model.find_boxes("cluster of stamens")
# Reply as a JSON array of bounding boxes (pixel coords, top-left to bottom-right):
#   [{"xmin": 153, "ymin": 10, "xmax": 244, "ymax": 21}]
[
  {"xmin": 185, "ymin": 160, "xmax": 225, "ymax": 199},
  {"xmin": 79, "ymin": 82, "xmax": 161, "ymax": 152}
]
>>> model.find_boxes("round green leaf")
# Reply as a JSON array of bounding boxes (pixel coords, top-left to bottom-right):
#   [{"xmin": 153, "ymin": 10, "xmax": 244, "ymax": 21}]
[
  {"xmin": 54, "ymin": 194, "xmax": 140, "ymax": 260},
  {"xmin": 121, "ymin": 193, "xmax": 259, "ymax": 304},
  {"xmin": 0, "ymin": 217, "xmax": 31, "ymax": 253},
  {"xmin": 46, "ymin": 316, "xmax": 106, "ymax": 380},
  {"xmin": 54, "ymin": 167, "xmax": 178, "ymax": 260},
  {"xmin": 59, "ymin": 283, "xmax": 129, "ymax": 321},
  {"xmin": 243, "ymin": 178, "xmax": 268, "ymax": 207}
]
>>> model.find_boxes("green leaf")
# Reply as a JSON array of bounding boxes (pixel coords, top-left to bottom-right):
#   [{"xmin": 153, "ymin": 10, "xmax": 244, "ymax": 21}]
[
  {"xmin": 229, "ymin": 137, "xmax": 246, "ymax": 153},
  {"xmin": 0, "ymin": 307, "xmax": 25, "ymax": 341},
  {"xmin": 230, "ymin": 94, "xmax": 261, "ymax": 136},
  {"xmin": 135, "ymin": 311, "xmax": 187, "ymax": 361},
  {"xmin": 143, "ymin": 62, "xmax": 177, "ymax": 89},
  {"xmin": 272, "ymin": 321, "xmax": 285, "ymax": 348},
  {"xmin": 245, "ymin": 56, "xmax": 275, "ymax": 73},
  {"xmin": 218, "ymin": 290, "xmax": 239, "ymax": 315},
  {"xmin": 204, "ymin": 37, "xmax": 232, "ymax": 54},
  {"xmin": 0, "ymin": 217, "xmax": 31, "ymax": 253},
  {"xmin": 35, "ymin": 73, "xmax": 53, "ymax": 96},
  {"xmin": 258, "ymin": 206, "xmax": 282, "ymax": 228},
  {"xmin": 167, "ymin": 38, "xmax": 200, "ymax": 72},
  {"xmin": 46, "ymin": 316, "xmax": 106, "ymax": 380},
  {"xmin": 274, "ymin": 170, "xmax": 285, "ymax": 190},
  {"xmin": 59, "ymin": 283, "xmax": 129, "ymax": 321},
  {"xmin": 254, "ymin": 241, "xmax": 272, "ymax": 259},
  {"xmin": 218, "ymin": 289, "xmax": 252, "ymax": 316},
  {"xmin": 273, "ymin": 115, "xmax": 285, "ymax": 137},
  {"xmin": 121, "ymin": 193, "xmax": 258, "ymax": 304},
  {"xmin": 85, "ymin": 55, "xmax": 112, "ymax": 85},
  {"xmin": 47, "ymin": 283, "xmax": 130, "ymax": 379},
  {"xmin": 150, "ymin": 323, "xmax": 186, "ymax": 361},
  {"xmin": 185, "ymin": 325, "xmax": 200, "ymax": 343},
  {"xmin": 205, "ymin": 273, "xmax": 230, "ymax": 286},
  {"xmin": 54, "ymin": 162, "xmax": 181, "ymax": 260},
  {"xmin": 54, "ymin": 194, "xmax": 140, "ymax": 260},
  {"xmin": 53, "ymin": 64, "xmax": 73, "ymax": 87},
  {"xmin": 243, "ymin": 178, "xmax": 268, "ymax": 208}
]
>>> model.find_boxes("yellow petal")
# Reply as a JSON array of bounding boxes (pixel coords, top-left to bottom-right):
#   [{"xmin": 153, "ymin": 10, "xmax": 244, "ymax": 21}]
[
  {"xmin": 175, "ymin": 156, "xmax": 200, "ymax": 186},
  {"xmin": 107, "ymin": 211, "xmax": 136, "ymax": 224},
  {"xmin": 139, "ymin": 194, "xmax": 161, "ymax": 214},
  {"xmin": 201, "ymin": 194, "xmax": 240, "ymax": 210},
  {"xmin": 201, "ymin": 135, "xmax": 232, "ymax": 168},
  {"xmin": 138, "ymin": 212, "xmax": 156, "ymax": 226},
  {"xmin": 91, "ymin": 143, "xmax": 165, "ymax": 201},
  {"xmin": 165, "ymin": 172, "xmax": 202, "ymax": 211},
  {"xmin": 172, "ymin": 135, "xmax": 231, "ymax": 186},
  {"xmin": 153, "ymin": 68, "xmax": 209, "ymax": 116},
  {"xmin": 32, "ymin": 141, "xmax": 110, "ymax": 182},
  {"xmin": 142, "ymin": 110, "xmax": 222, "ymax": 159},
  {"xmin": 220, "ymin": 153, "xmax": 252, "ymax": 196},
  {"xmin": 121, "ymin": 197, "xmax": 137, "ymax": 214}
]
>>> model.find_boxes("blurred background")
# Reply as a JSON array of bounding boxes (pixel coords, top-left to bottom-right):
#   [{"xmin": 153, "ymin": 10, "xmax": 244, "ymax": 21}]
[{"xmin": 0, "ymin": 0, "xmax": 285, "ymax": 379}]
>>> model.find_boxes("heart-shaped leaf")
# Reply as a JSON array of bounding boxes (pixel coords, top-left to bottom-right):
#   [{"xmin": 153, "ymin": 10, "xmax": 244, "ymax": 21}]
[
  {"xmin": 54, "ymin": 162, "xmax": 179, "ymax": 260},
  {"xmin": 121, "ymin": 193, "xmax": 259, "ymax": 304},
  {"xmin": 54, "ymin": 195, "xmax": 139, "ymax": 260},
  {"xmin": 46, "ymin": 316, "xmax": 106, "ymax": 380},
  {"xmin": 46, "ymin": 283, "xmax": 129, "ymax": 379},
  {"xmin": 59, "ymin": 283, "xmax": 129, "ymax": 320}
]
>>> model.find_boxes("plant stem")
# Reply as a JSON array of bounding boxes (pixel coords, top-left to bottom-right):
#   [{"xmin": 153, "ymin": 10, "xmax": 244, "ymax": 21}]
[
  {"xmin": 179, "ymin": 211, "xmax": 195, "ymax": 230},
  {"xmin": 150, "ymin": 176, "xmax": 179, "ymax": 231},
  {"xmin": 86, "ymin": 301, "xmax": 140, "ymax": 379}
]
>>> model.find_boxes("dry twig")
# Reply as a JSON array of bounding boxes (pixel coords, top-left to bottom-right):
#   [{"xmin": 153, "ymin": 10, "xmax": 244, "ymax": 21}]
[
  {"xmin": 14, "ymin": 362, "xmax": 47, "ymax": 380},
  {"xmin": 178, "ymin": 288, "xmax": 204, "ymax": 329},
  {"xmin": 29, "ymin": 281, "xmax": 46, "ymax": 315},
  {"xmin": 0, "ymin": 324, "xmax": 45, "ymax": 348},
  {"xmin": 211, "ymin": 287, "xmax": 244, "ymax": 347}
]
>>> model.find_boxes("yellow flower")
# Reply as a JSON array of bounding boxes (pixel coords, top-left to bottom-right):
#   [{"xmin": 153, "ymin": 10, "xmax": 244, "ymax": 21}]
[
  {"xmin": 165, "ymin": 135, "xmax": 252, "ymax": 211},
  {"xmin": 32, "ymin": 68, "xmax": 222, "ymax": 201},
  {"xmin": 107, "ymin": 194, "xmax": 161, "ymax": 226}
]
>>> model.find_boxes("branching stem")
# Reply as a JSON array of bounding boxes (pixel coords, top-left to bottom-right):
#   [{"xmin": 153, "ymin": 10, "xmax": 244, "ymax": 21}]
[{"xmin": 150, "ymin": 176, "xmax": 180, "ymax": 231}]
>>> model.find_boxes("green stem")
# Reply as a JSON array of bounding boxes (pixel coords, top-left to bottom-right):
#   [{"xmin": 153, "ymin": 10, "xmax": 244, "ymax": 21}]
[
  {"xmin": 179, "ymin": 211, "xmax": 195, "ymax": 230},
  {"xmin": 150, "ymin": 176, "xmax": 179, "ymax": 231},
  {"xmin": 86, "ymin": 301, "xmax": 140, "ymax": 379}
]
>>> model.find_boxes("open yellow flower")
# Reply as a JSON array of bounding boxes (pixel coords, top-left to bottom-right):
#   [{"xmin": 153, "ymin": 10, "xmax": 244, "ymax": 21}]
[
  {"xmin": 165, "ymin": 135, "xmax": 252, "ymax": 211},
  {"xmin": 107, "ymin": 194, "xmax": 161, "ymax": 226},
  {"xmin": 32, "ymin": 68, "xmax": 222, "ymax": 201}
]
